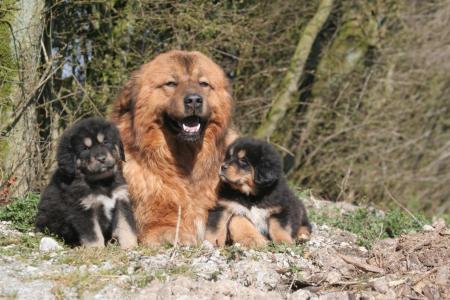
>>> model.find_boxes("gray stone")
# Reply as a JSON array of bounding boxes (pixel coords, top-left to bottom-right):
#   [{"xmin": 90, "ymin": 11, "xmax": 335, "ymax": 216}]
[
  {"xmin": 288, "ymin": 289, "xmax": 314, "ymax": 300},
  {"xmin": 371, "ymin": 277, "xmax": 389, "ymax": 294},
  {"xmin": 422, "ymin": 224, "xmax": 434, "ymax": 231},
  {"xmin": 318, "ymin": 291, "xmax": 350, "ymax": 300},
  {"xmin": 39, "ymin": 237, "xmax": 63, "ymax": 252},
  {"xmin": 325, "ymin": 270, "xmax": 342, "ymax": 284}
]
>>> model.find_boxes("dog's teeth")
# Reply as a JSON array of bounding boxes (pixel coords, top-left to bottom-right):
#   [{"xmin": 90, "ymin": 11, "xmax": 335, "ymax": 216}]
[{"xmin": 182, "ymin": 123, "xmax": 200, "ymax": 133}]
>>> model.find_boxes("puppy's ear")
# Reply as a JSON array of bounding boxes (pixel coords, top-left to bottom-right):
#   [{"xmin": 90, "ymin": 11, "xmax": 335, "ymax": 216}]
[
  {"xmin": 254, "ymin": 144, "xmax": 283, "ymax": 188},
  {"xmin": 56, "ymin": 130, "xmax": 76, "ymax": 177}
]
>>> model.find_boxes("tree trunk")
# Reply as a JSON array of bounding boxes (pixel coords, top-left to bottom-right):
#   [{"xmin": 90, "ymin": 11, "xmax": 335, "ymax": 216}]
[
  {"xmin": 290, "ymin": 2, "xmax": 379, "ymax": 188},
  {"xmin": 1, "ymin": 0, "xmax": 45, "ymax": 199},
  {"xmin": 254, "ymin": 0, "xmax": 334, "ymax": 140}
]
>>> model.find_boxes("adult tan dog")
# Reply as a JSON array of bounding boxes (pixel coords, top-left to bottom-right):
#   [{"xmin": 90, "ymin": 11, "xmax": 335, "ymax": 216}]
[{"xmin": 111, "ymin": 50, "xmax": 236, "ymax": 246}]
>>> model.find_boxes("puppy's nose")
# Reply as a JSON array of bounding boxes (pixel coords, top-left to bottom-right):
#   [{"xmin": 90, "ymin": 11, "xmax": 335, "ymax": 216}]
[
  {"xmin": 96, "ymin": 154, "xmax": 106, "ymax": 163},
  {"xmin": 184, "ymin": 94, "xmax": 203, "ymax": 112}
]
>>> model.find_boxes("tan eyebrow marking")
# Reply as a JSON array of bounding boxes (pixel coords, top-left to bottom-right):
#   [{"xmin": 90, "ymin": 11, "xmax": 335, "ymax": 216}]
[
  {"xmin": 237, "ymin": 150, "xmax": 246, "ymax": 159},
  {"xmin": 84, "ymin": 137, "xmax": 92, "ymax": 148},
  {"xmin": 97, "ymin": 133, "xmax": 105, "ymax": 143}
]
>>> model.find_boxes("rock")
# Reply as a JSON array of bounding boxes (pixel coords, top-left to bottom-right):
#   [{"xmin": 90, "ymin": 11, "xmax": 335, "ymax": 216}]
[
  {"xmin": 325, "ymin": 270, "xmax": 341, "ymax": 284},
  {"xmin": 358, "ymin": 246, "xmax": 368, "ymax": 253},
  {"xmin": 381, "ymin": 290, "xmax": 397, "ymax": 299},
  {"xmin": 288, "ymin": 289, "xmax": 314, "ymax": 300},
  {"xmin": 422, "ymin": 224, "xmax": 434, "ymax": 231},
  {"xmin": 371, "ymin": 277, "xmax": 389, "ymax": 293},
  {"xmin": 201, "ymin": 240, "xmax": 214, "ymax": 250},
  {"xmin": 39, "ymin": 237, "xmax": 62, "ymax": 252},
  {"xmin": 318, "ymin": 291, "xmax": 351, "ymax": 300},
  {"xmin": 432, "ymin": 218, "xmax": 446, "ymax": 230},
  {"xmin": 234, "ymin": 260, "xmax": 281, "ymax": 290},
  {"xmin": 435, "ymin": 266, "xmax": 449, "ymax": 286}
]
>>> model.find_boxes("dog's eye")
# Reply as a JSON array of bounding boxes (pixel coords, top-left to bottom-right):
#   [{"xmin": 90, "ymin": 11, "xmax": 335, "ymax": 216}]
[
  {"xmin": 240, "ymin": 159, "xmax": 249, "ymax": 168},
  {"xmin": 164, "ymin": 81, "xmax": 177, "ymax": 88},
  {"xmin": 199, "ymin": 81, "xmax": 209, "ymax": 88}
]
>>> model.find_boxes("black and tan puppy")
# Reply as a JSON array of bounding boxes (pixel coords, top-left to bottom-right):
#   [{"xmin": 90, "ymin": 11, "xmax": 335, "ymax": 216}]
[
  {"xmin": 35, "ymin": 117, "xmax": 137, "ymax": 249},
  {"xmin": 206, "ymin": 138, "xmax": 311, "ymax": 247}
]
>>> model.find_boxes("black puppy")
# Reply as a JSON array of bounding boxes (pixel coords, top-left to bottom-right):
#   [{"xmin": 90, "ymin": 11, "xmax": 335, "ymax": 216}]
[
  {"xmin": 35, "ymin": 117, "xmax": 137, "ymax": 249},
  {"xmin": 206, "ymin": 137, "xmax": 311, "ymax": 247}
]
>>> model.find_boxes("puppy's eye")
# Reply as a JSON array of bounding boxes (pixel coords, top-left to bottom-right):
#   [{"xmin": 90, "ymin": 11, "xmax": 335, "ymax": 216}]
[
  {"xmin": 240, "ymin": 159, "xmax": 249, "ymax": 168},
  {"xmin": 199, "ymin": 81, "xmax": 209, "ymax": 88},
  {"xmin": 164, "ymin": 81, "xmax": 177, "ymax": 88}
]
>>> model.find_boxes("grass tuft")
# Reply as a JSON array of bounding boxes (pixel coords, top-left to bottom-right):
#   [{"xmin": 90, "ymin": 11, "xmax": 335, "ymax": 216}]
[
  {"xmin": 309, "ymin": 207, "xmax": 429, "ymax": 249},
  {"xmin": 0, "ymin": 193, "xmax": 39, "ymax": 232}
]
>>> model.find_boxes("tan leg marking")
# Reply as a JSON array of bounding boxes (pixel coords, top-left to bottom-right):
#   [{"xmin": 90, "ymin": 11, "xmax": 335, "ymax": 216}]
[
  {"xmin": 205, "ymin": 211, "xmax": 233, "ymax": 247},
  {"xmin": 268, "ymin": 218, "xmax": 293, "ymax": 244},
  {"xmin": 228, "ymin": 215, "xmax": 268, "ymax": 248},
  {"xmin": 112, "ymin": 208, "xmax": 137, "ymax": 249}
]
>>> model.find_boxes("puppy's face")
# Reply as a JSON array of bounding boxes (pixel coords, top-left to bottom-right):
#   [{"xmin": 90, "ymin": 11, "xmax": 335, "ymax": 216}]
[
  {"xmin": 57, "ymin": 118, "xmax": 124, "ymax": 181},
  {"xmin": 220, "ymin": 138, "xmax": 283, "ymax": 196},
  {"xmin": 220, "ymin": 148, "xmax": 256, "ymax": 195}
]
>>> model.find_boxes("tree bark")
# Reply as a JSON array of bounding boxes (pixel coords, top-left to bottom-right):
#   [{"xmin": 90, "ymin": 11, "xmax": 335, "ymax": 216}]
[
  {"xmin": 291, "ymin": 3, "xmax": 379, "ymax": 178},
  {"xmin": 2, "ymin": 0, "xmax": 45, "ymax": 198},
  {"xmin": 254, "ymin": 0, "xmax": 334, "ymax": 139}
]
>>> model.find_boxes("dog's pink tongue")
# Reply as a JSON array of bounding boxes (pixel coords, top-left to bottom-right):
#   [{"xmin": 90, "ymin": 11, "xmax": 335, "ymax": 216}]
[{"xmin": 182, "ymin": 123, "xmax": 201, "ymax": 133}]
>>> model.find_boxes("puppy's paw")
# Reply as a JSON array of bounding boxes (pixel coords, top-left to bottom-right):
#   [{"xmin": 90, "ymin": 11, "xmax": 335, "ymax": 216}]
[
  {"xmin": 296, "ymin": 226, "xmax": 312, "ymax": 242},
  {"xmin": 119, "ymin": 235, "xmax": 138, "ymax": 249},
  {"xmin": 238, "ymin": 235, "xmax": 268, "ymax": 248}
]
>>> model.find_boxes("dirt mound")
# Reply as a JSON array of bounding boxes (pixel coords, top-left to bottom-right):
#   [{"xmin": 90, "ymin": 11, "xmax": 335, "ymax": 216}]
[
  {"xmin": 1, "ymin": 204, "xmax": 449, "ymax": 299},
  {"xmin": 367, "ymin": 220, "xmax": 450, "ymax": 299}
]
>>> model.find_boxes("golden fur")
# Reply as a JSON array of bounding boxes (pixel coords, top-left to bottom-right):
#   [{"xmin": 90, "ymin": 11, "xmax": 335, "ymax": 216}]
[{"xmin": 111, "ymin": 50, "xmax": 236, "ymax": 246}]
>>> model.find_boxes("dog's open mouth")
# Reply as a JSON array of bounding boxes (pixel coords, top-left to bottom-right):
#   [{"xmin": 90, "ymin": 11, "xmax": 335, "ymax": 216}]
[
  {"xmin": 164, "ymin": 114, "xmax": 206, "ymax": 142},
  {"xmin": 179, "ymin": 116, "xmax": 201, "ymax": 134}
]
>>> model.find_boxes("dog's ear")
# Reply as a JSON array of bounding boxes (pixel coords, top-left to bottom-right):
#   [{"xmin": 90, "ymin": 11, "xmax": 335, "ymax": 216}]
[
  {"xmin": 118, "ymin": 139, "xmax": 125, "ymax": 161},
  {"xmin": 110, "ymin": 124, "xmax": 125, "ymax": 161},
  {"xmin": 56, "ymin": 129, "xmax": 76, "ymax": 177},
  {"xmin": 111, "ymin": 77, "xmax": 135, "ymax": 121},
  {"xmin": 254, "ymin": 144, "xmax": 282, "ymax": 188}
]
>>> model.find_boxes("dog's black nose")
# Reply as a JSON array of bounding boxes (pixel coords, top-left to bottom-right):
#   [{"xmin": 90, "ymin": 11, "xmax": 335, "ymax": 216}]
[
  {"xmin": 96, "ymin": 154, "xmax": 106, "ymax": 163},
  {"xmin": 184, "ymin": 94, "xmax": 203, "ymax": 111}
]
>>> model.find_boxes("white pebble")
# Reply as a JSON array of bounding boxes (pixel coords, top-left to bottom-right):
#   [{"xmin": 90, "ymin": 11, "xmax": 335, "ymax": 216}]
[
  {"xmin": 39, "ymin": 237, "xmax": 62, "ymax": 252},
  {"xmin": 422, "ymin": 224, "xmax": 434, "ymax": 231}
]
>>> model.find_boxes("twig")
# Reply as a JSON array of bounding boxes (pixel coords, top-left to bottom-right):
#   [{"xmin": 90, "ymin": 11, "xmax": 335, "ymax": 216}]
[
  {"xmin": 383, "ymin": 185, "xmax": 424, "ymax": 226},
  {"xmin": 412, "ymin": 267, "xmax": 437, "ymax": 285},
  {"xmin": 338, "ymin": 253, "xmax": 385, "ymax": 274},
  {"xmin": 272, "ymin": 142, "xmax": 295, "ymax": 157},
  {"xmin": 212, "ymin": 48, "xmax": 240, "ymax": 61},
  {"xmin": 169, "ymin": 205, "xmax": 182, "ymax": 261}
]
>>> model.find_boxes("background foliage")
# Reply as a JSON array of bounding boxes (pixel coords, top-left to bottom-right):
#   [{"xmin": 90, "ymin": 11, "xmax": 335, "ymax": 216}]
[{"xmin": 1, "ymin": 0, "xmax": 449, "ymax": 215}]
